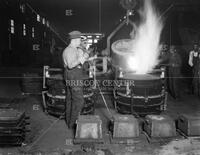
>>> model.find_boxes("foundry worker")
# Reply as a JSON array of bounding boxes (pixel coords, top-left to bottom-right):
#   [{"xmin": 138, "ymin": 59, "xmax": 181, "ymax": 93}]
[
  {"xmin": 63, "ymin": 30, "xmax": 89, "ymax": 129},
  {"xmin": 192, "ymin": 46, "xmax": 200, "ymax": 96},
  {"xmin": 78, "ymin": 37, "xmax": 94, "ymax": 73},
  {"xmin": 188, "ymin": 43, "xmax": 200, "ymax": 95},
  {"xmin": 167, "ymin": 45, "xmax": 182, "ymax": 99},
  {"xmin": 188, "ymin": 43, "xmax": 198, "ymax": 68}
]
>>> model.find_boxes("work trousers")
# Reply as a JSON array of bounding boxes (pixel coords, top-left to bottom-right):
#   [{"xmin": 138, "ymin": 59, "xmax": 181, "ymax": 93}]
[
  {"xmin": 64, "ymin": 67, "xmax": 84, "ymax": 128},
  {"xmin": 167, "ymin": 66, "xmax": 181, "ymax": 99},
  {"xmin": 193, "ymin": 65, "xmax": 200, "ymax": 96}
]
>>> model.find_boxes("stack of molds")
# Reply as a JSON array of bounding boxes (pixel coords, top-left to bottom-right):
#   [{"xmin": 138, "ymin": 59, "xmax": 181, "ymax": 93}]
[{"xmin": 0, "ymin": 109, "xmax": 29, "ymax": 146}]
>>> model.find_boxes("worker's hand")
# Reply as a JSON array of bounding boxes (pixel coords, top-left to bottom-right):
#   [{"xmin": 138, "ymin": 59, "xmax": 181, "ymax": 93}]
[
  {"xmin": 87, "ymin": 47, "xmax": 94, "ymax": 54},
  {"xmin": 87, "ymin": 54, "xmax": 97, "ymax": 61}
]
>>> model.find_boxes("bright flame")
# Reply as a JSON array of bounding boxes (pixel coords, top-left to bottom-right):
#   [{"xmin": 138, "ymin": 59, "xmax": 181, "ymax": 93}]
[{"xmin": 128, "ymin": 0, "xmax": 163, "ymax": 74}]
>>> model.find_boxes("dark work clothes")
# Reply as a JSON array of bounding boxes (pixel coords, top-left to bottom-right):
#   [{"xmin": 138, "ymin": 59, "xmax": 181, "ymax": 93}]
[
  {"xmin": 64, "ymin": 67, "xmax": 84, "ymax": 128},
  {"xmin": 193, "ymin": 55, "xmax": 200, "ymax": 96},
  {"xmin": 167, "ymin": 52, "xmax": 182, "ymax": 99}
]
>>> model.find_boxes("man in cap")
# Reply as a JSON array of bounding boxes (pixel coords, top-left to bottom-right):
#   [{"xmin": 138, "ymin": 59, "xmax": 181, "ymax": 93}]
[
  {"xmin": 63, "ymin": 31, "xmax": 90, "ymax": 129},
  {"xmin": 188, "ymin": 43, "xmax": 200, "ymax": 94},
  {"xmin": 192, "ymin": 46, "xmax": 200, "ymax": 96},
  {"xmin": 188, "ymin": 43, "xmax": 198, "ymax": 68}
]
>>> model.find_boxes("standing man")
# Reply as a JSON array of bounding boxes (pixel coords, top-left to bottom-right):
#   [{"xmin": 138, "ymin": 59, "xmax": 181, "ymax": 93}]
[
  {"xmin": 63, "ymin": 31, "xmax": 89, "ymax": 129},
  {"xmin": 188, "ymin": 43, "xmax": 200, "ymax": 95},
  {"xmin": 192, "ymin": 46, "xmax": 200, "ymax": 96},
  {"xmin": 188, "ymin": 43, "xmax": 199, "ymax": 68},
  {"xmin": 168, "ymin": 45, "xmax": 182, "ymax": 100}
]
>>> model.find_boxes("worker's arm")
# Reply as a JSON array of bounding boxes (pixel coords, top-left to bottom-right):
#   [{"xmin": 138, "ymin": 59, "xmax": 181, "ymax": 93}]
[
  {"xmin": 77, "ymin": 47, "xmax": 97, "ymax": 62},
  {"xmin": 63, "ymin": 48, "xmax": 86, "ymax": 69},
  {"xmin": 77, "ymin": 48, "xmax": 89, "ymax": 59},
  {"xmin": 188, "ymin": 51, "xmax": 193, "ymax": 67}
]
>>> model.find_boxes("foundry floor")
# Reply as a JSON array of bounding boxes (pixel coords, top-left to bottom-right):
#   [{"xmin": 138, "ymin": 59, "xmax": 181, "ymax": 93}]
[{"xmin": 0, "ymin": 68, "xmax": 200, "ymax": 155}]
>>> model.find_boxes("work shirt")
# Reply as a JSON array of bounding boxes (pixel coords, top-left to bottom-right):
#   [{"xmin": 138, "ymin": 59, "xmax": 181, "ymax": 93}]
[
  {"xmin": 62, "ymin": 45, "xmax": 89, "ymax": 69},
  {"xmin": 188, "ymin": 50, "xmax": 200, "ymax": 67}
]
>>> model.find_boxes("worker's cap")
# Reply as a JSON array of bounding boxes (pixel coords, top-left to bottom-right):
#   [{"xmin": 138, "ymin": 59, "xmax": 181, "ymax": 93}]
[{"xmin": 68, "ymin": 30, "xmax": 83, "ymax": 39}]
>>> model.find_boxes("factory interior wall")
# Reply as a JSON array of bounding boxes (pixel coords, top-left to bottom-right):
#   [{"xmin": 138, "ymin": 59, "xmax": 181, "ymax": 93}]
[
  {"xmin": 0, "ymin": 1, "xmax": 62, "ymax": 68},
  {"xmin": 1, "ymin": 1, "xmax": 200, "ymax": 71}
]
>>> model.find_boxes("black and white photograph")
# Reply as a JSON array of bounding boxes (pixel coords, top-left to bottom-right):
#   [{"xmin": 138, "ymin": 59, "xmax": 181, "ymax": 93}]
[{"xmin": 0, "ymin": 0, "xmax": 200, "ymax": 154}]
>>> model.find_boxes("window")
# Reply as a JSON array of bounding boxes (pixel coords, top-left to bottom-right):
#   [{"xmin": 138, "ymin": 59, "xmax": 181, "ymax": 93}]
[
  {"xmin": 42, "ymin": 18, "xmax": 45, "ymax": 25},
  {"xmin": 37, "ymin": 14, "xmax": 40, "ymax": 22},
  {"xmin": 23, "ymin": 24, "xmax": 26, "ymax": 36},
  {"xmin": 32, "ymin": 27, "xmax": 35, "ymax": 38},
  {"xmin": 88, "ymin": 39, "xmax": 93, "ymax": 44},
  {"xmin": 20, "ymin": 4, "xmax": 25, "ymax": 13},
  {"xmin": 46, "ymin": 21, "xmax": 49, "ymax": 27},
  {"xmin": 94, "ymin": 39, "xmax": 98, "ymax": 43},
  {"xmin": 10, "ymin": 19, "xmax": 14, "ymax": 34}
]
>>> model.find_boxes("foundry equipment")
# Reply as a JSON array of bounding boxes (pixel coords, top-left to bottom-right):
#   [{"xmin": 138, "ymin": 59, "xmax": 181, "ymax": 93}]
[
  {"xmin": 42, "ymin": 66, "xmax": 95, "ymax": 118},
  {"xmin": 108, "ymin": 39, "xmax": 167, "ymax": 116},
  {"xmin": 99, "ymin": 0, "xmax": 168, "ymax": 116}
]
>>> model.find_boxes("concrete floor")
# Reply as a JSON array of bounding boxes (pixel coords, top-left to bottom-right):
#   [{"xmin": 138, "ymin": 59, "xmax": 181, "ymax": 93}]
[{"xmin": 0, "ymin": 69, "xmax": 200, "ymax": 155}]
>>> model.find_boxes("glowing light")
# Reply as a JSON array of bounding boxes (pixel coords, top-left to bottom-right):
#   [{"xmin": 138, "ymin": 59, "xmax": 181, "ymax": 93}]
[
  {"xmin": 42, "ymin": 18, "xmax": 45, "ymax": 25},
  {"xmin": 32, "ymin": 27, "xmax": 35, "ymax": 38},
  {"xmin": 46, "ymin": 21, "xmax": 49, "ymax": 27},
  {"xmin": 37, "ymin": 14, "xmax": 40, "ymax": 22},
  {"xmin": 10, "ymin": 20, "xmax": 14, "ymax": 26},
  {"xmin": 20, "ymin": 4, "xmax": 25, "ymax": 13},
  {"xmin": 23, "ymin": 24, "xmax": 26, "ymax": 36},
  {"xmin": 128, "ymin": 0, "xmax": 163, "ymax": 74},
  {"xmin": 127, "ymin": 56, "xmax": 139, "ymax": 71},
  {"xmin": 88, "ymin": 39, "xmax": 93, "ymax": 43},
  {"xmin": 10, "ymin": 19, "xmax": 14, "ymax": 34}
]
